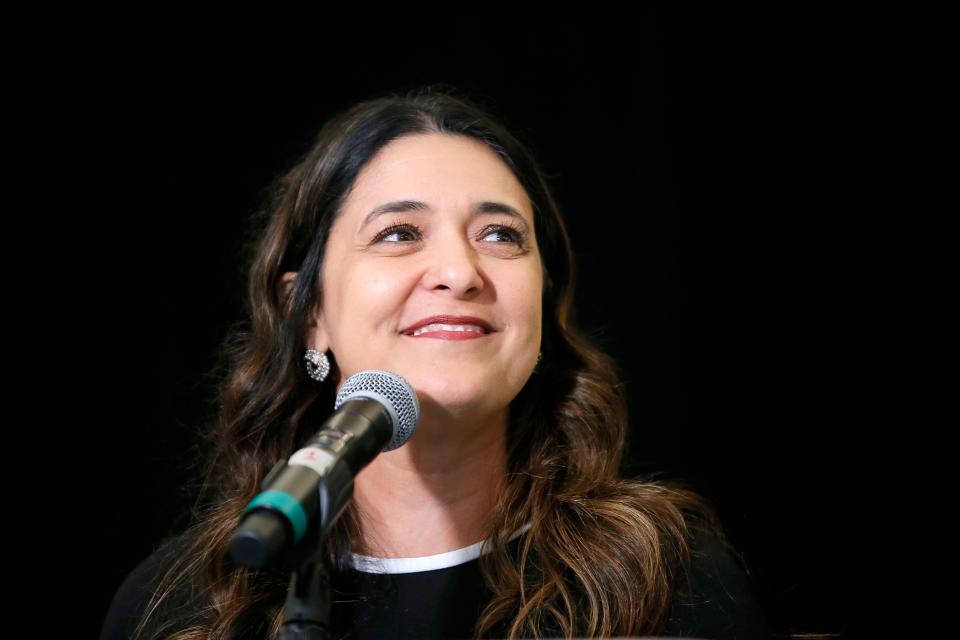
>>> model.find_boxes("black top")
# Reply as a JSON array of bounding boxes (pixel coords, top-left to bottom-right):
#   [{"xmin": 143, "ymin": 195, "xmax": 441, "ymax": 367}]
[{"xmin": 100, "ymin": 527, "xmax": 767, "ymax": 639}]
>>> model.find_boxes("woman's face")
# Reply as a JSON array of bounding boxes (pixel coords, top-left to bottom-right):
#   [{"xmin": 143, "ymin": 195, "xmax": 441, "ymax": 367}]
[{"xmin": 306, "ymin": 133, "xmax": 543, "ymax": 421}]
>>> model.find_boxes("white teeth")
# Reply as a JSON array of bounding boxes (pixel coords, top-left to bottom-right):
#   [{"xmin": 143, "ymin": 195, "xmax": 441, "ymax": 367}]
[{"xmin": 410, "ymin": 323, "xmax": 486, "ymax": 337}]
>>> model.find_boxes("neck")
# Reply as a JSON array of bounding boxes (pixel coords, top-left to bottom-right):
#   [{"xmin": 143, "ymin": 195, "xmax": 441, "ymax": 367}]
[{"xmin": 350, "ymin": 405, "xmax": 508, "ymax": 558}]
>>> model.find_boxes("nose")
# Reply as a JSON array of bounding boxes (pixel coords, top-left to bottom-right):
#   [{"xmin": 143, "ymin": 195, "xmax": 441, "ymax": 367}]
[{"xmin": 420, "ymin": 234, "xmax": 485, "ymax": 297}]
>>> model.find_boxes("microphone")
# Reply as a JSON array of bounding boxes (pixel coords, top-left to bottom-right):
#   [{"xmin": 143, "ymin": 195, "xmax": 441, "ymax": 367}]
[{"xmin": 229, "ymin": 369, "xmax": 419, "ymax": 569}]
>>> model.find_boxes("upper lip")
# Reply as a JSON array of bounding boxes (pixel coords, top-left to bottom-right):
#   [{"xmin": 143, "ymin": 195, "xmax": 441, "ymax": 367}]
[{"xmin": 401, "ymin": 315, "xmax": 496, "ymax": 335}]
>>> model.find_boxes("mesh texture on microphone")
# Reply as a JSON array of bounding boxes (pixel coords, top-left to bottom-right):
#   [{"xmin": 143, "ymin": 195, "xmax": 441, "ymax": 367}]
[{"xmin": 334, "ymin": 369, "xmax": 419, "ymax": 451}]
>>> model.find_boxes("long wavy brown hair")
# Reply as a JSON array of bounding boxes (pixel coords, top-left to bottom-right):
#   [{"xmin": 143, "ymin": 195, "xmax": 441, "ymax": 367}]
[{"xmin": 130, "ymin": 84, "xmax": 734, "ymax": 639}]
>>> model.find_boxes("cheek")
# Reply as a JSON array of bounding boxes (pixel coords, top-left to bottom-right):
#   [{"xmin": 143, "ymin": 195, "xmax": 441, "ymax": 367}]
[
  {"xmin": 366, "ymin": 273, "xmax": 401, "ymax": 299},
  {"xmin": 502, "ymin": 267, "xmax": 543, "ymax": 329},
  {"xmin": 345, "ymin": 264, "xmax": 413, "ymax": 320}
]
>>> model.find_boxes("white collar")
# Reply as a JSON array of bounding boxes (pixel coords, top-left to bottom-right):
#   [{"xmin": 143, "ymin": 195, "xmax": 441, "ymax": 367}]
[{"xmin": 347, "ymin": 522, "xmax": 532, "ymax": 574}]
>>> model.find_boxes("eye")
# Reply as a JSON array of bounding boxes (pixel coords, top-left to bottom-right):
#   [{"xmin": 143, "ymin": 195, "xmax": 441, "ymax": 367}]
[
  {"xmin": 478, "ymin": 223, "xmax": 527, "ymax": 246},
  {"xmin": 370, "ymin": 220, "xmax": 529, "ymax": 249},
  {"xmin": 372, "ymin": 223, "xmax": 422, "ymax": 243}
]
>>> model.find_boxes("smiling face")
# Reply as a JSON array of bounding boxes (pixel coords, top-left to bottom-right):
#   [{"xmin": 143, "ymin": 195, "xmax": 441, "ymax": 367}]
[{"xmin": 303, "ymin": 133, "xmax": 543, "ymax": 423}]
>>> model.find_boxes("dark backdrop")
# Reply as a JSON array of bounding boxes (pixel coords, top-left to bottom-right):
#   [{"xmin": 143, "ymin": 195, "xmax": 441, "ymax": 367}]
[{"xmin": 18, "ymin": 5, "xmax": 947, "ymax": 639}]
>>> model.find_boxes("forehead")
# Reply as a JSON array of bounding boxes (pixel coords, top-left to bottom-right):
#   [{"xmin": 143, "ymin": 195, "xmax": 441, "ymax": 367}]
[{"xmin": 341, "ymin": 133, "xmax": 533, "ymax": 224}]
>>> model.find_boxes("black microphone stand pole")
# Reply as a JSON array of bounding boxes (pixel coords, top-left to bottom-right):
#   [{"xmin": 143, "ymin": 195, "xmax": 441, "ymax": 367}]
[
  {"xmin": 265, "ymin": 458, "xmax": 354, "ymax": 640},
  {"xmin": 278, "ymin": 528, "xmax": 332, "ymax": 640}
]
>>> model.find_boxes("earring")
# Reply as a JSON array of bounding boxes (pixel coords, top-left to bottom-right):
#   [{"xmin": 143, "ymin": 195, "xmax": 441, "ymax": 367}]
[
  {"xmin": 534, "ymin": 351, "xmax": 543, "ymax": 372},
  {"xmin": 304, "ymin": 348, "xmax": 331, "ymax": 382}
]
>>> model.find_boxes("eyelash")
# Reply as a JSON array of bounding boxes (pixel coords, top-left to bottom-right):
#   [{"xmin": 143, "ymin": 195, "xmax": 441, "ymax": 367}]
[{"xmin": 372, "ymin": 221, "xmax": 528, "ymax": 247}]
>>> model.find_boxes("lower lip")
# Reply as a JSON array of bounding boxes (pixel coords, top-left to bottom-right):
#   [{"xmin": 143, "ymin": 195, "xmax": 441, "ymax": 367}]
[{"xmin": 404, "ymin": 330, "xmax": 493, "ymax": 341}]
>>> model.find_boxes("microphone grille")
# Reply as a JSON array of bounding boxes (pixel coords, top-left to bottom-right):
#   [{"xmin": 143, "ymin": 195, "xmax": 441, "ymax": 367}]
[{"xmin": 334, "ymin": 370, "xmax": 419, "ymax": 451}]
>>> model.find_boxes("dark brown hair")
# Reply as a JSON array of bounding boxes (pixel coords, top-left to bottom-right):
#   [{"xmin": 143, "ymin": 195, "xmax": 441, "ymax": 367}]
[{"xmin": 131, "ymin": 84, "xmax": 731, "ymax": 639}]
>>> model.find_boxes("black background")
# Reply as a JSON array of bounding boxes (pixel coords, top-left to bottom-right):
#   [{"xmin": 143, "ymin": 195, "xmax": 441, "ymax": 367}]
[{"xmin": 16, "ymin": 4, "xmax": 948, "ymax": 638}]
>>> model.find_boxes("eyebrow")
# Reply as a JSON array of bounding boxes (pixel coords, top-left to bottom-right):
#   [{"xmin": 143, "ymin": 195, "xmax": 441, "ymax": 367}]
[{"xmin": 360, "ymin": 200, "xmax": 530, "ymax": 231}]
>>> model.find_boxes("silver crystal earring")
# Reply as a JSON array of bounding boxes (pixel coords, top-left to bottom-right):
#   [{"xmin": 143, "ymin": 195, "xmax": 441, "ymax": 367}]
[{"xmin": 304, "ymin": 348, "xmax": 331, "ymax": 382}]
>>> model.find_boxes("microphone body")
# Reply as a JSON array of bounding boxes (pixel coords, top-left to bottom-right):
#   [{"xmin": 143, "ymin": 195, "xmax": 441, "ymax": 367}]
[{"xmin": 230, "ymin": 370, "xmax": 419, "ymax": 569}]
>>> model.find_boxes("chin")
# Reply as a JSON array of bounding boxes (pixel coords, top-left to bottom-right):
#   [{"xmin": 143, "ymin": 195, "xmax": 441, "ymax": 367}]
[{"xmin": 411, "ymin": 377, "xmax": 502, "ymax": 410}]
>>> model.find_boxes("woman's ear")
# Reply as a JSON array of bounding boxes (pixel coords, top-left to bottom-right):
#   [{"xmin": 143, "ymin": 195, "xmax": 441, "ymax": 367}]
[
  {"xmin": 277, "ymin": 271, "xmax": 298, "ymax": 313},
  {"xmin": 306, "ymin": 314, "xmax": 329, "ymax": 352},
  {"xmin": 278, "ymin": 271, "xmax": 330, "ymax": 350}
]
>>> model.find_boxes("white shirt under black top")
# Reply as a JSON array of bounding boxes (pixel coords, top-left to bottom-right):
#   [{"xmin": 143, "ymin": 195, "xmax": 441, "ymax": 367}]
[{"xmin": 100, "ymin": 522, "xmax": 768, "ymax": 639}]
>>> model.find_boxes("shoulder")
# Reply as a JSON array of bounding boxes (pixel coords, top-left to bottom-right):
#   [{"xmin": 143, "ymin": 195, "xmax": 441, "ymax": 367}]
[
  {"xmin": 99, "ymin": 534, "xmax": 187, "ymax": 640},
  {"xmin": 663, "ymin": 526, "xmax": 768, "ymax": 640}
]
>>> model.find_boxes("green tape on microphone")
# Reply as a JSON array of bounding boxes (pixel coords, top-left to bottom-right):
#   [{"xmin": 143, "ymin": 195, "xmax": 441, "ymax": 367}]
[{"xmin": 243, "ymin": 490, "xmax": 308, "ymax": 543}]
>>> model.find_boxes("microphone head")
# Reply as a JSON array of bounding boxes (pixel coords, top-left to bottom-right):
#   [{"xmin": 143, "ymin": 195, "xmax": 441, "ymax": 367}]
[{"xmin": 334, "ymin": 370, "xmax": 419, "ymax": 451}]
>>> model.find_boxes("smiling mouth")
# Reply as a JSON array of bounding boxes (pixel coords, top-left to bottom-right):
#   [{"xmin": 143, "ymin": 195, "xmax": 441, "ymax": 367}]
[{"xmin": 404, "ymin": 323, "xmax": 493, "ymax": 339}]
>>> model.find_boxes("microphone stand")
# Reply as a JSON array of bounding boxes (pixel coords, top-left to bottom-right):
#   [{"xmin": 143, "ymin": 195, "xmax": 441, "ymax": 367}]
[
  {"xmin": 278, "ymin": 525, "xmax": 333, "ymax": 640},
  {"xmin": 271, "ymin": 460, "xmax": 354, "ymax": 640}
]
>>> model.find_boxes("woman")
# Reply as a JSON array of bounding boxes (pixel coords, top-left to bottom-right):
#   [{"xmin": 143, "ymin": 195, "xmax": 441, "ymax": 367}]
[{"xmin": 101, "ymin": 85, "xmax": 767, "ymax": 639}]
